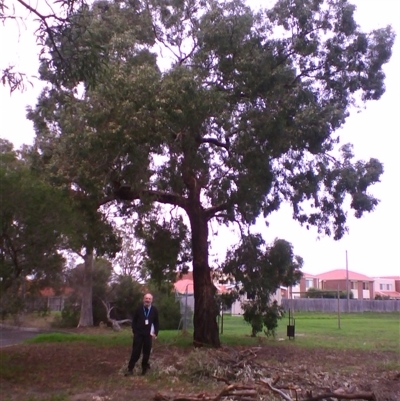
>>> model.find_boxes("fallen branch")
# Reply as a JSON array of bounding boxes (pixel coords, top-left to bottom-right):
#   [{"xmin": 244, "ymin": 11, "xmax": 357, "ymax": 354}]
[
  {"xmin": 211, "ymin": 374, "xmax": 231, "ymax": 385},
  {"xmin": 259, "ymin": 378, "xmax": 292, "ymax": 401},
  {"xmin": 303, "ymin": 391, "xmax": 376, "ymax": 401},
  {"xmin": 154, "ymin": 384, "xmax": 257, "ymax": 401},
  {"xmin": 101, "ymin": 300, "xmax": 131, "ymax": 331}
]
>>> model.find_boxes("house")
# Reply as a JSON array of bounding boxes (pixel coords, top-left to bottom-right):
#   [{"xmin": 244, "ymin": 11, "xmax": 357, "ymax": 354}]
[
  {"xmin": 230, "ymin": 288, "xmax": 282, "ymax": 315},
  {"xmin": 174, "ymin": 278, "xmax": 194, "ymax": 294},
  {"xmin": 372, "ymin": 276, "xmax": 400, "ymax": 299},
  {"xmin": 174, "ymin": 272, "xmax": 282, "ymax": 316},
  {"xmin": 38, "ymin": 286, "xmax": 74, "ymax": 311},
  {"xmin": 174, "ymin": 274, "xmax": 230, "ymax": 297},
  {"xmin": 288, "ymin": 272, "xmax": 319, "ymax": 298},
  {"xmin": 316, "ymin": 269, "xmax": 374, "ymax": 299}
]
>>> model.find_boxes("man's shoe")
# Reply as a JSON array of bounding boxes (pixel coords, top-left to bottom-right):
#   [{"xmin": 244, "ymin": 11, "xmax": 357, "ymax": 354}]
[
  {"xmin": 141, "ymin": 365, "xmax": 150, "ymax": 375},
  {"xmin": 124, "ymin": 369, "xmax": 133, "ymax": 376}
]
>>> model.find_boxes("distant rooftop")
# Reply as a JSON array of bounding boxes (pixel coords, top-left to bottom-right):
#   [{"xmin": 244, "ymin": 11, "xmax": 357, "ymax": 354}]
[{"xmin": 316, "ymin": 269, "xmax": 371, "ymax": 281}]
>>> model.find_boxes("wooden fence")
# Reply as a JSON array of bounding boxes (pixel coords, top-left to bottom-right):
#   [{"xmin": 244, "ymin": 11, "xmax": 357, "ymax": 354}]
[
  {"xmin": 282, "ymin": 298, "xmax": 400, "ymax": 312},
  {"xmin": 26, "ymin": 296, "xmax": 65, "ymax": 312}
]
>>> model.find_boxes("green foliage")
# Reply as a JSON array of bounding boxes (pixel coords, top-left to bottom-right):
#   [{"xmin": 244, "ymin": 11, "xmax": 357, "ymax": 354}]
[
  {"xmin": 223, "ymin": 235, "xmax": 300, "ymax": 337},
  {"xmin": 0, "ymin": 140, "xmax": 70, "ymax": 311},
  {"xmin": 52, "ymin": 296, "xmax": 80, "ymax": 328},
  {"xmin": 263, "ymin": 301, "xmax": 284, "ymax": 337},
  {"xmin": 242, "ymin": 300, "xmax": 284, "ymax": 338},
  {"xmin": 223, "ymin": 235, "xmax": 303, "ymax": 295},
  {"xmin": 149, "ymin": 285, "xmax": 182, "ymax": 330},
  {"xmin": 26, "ymin": 332, "xmax": 131, "ymax": 346},
  {"xmin": 157, "ymin": 295, "xmax": 181, "ymax": 330},
  {"xmin": 305, "ymin": 288, "xmax": 354, "ymax": 299},
  {"xmin": 0, "ymin": 294, "xmax": 25, "ymax": 320},
  {"xmin": 36, "ymin": 304, "xmax": 51, "ymax": 318},
  {"xmin": 108, "ymin": 274, "xmax": 143, "ymax": 320},
  {"xmin": 136, "ymin": 215, "xmax": 191, "ymax": 287},
  {"xmin": 1, "ymin": 1, "xmax": 95, "ymax": 91},
  {"xmin": 242, "ymin": 303, "xmax": 264, "ymax": 337}
]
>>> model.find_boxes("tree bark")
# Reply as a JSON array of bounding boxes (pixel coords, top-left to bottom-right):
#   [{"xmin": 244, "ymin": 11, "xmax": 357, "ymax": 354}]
[
  {"xmin": 188, "ymin": 206, "xmax": 220, "ymax": 348},
  {"xmin": 77, "ymin": 250, "xmax": 94, "ymax": 327}
]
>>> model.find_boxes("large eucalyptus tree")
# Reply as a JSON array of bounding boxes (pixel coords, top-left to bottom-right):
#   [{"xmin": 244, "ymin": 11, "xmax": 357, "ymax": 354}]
[{"xmin": 29, "ymin": 0, "xmax": 394, "ymax": 346}]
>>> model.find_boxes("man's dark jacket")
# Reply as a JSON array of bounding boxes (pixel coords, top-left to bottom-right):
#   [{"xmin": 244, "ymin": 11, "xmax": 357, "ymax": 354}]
[{"xmin": 131, "ymin": 304, "xmax": 159, "ymax": 336}]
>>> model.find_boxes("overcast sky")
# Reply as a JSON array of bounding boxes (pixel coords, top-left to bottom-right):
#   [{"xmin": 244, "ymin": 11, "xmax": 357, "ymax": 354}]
[{"xmin": 0, "ymin": 0, "xmax": 399, "ymax": 278}]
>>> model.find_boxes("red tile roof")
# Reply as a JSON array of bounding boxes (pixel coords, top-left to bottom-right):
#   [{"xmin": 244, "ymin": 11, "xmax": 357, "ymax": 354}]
[
  {"xmin": 316, "ymin": 269, "xmax": 372, "ymax": 281},
  {"xmin": 174, "ymin": 279, "xmax": 194, "ymax": 294},
  {"xmin": 40, "ymin": 287, "xmax": 74, "ymax": 297},
  {"xmin": 174, "ymin": 279, "xmax": 229, "ymax": 294},
  {"xmin": 301, "ymin": 272, "xmax": 318, "ymax": 278}
]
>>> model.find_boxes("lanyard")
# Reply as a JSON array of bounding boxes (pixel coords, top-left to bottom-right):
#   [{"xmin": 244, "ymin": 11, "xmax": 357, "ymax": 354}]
[{"xmin": 143, "ymin": 306, "xmax": 151, "ymax": 318}]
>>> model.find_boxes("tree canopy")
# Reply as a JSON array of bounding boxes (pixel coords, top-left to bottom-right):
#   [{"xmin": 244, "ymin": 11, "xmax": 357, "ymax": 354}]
[{"xmin": 27, "ymin": 0, "xmax": 394, "ymax": 347}]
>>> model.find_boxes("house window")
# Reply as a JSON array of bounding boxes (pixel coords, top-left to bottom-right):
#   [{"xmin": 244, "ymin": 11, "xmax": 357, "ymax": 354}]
[
  {"xmin": 246, "ymin": 292, "xmax": 255, "ymax": 300},
  {"xmin": 380, "ymin": 284, "xmax": 384, "ymax": 290},
  {"xmin": 386, "ymin": 284, "xmax": 392, "ymax": 291},
  {"xmin": 306, "ymin": 279, "xmax": 313, "ymax": 289},
  {"xmin": 363, "ymin": 282, "xmax": 369, "ymax": 290},
  {"xmin": 350, "ymin": 282, "xmax": 356, "ymax": 289}
]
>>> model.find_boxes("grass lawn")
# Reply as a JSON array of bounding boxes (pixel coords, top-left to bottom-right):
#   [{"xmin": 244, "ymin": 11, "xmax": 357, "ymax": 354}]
[
  {"xmin": 219, "ymin": 312, "xmax": 400, "ymax": 351},
  {"xmin": 26, "ymin": 311, "xmax": 400, "ymax": 352}
]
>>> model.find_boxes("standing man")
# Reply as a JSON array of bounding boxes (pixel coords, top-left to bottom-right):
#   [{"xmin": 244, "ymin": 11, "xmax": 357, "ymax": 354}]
[{"xmin": 125, "ymin": 293, "xmax": 159, "ymax": 376}]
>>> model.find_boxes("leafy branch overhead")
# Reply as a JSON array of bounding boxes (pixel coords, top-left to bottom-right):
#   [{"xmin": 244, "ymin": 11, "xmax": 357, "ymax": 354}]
[{"xmin": 1, "ymin": 0, "xmax": 108, "ymax": 90}]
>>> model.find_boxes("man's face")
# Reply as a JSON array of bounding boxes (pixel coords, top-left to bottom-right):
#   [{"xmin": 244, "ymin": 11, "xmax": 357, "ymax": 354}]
[{"xmin": 143, "ymin": 294, "xmax": 153, "ymax": 307}]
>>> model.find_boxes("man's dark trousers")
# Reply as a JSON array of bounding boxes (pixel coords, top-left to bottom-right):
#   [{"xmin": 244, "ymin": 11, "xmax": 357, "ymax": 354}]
[{"xmin": 128, "ymin": 333, "xmax": 152, "ymax": 371}]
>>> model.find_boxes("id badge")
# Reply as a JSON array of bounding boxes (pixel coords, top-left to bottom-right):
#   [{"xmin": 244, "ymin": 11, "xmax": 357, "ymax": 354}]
[{"xmin": 145, "ymin": 319, "xmax": 149, "ymax": 325}]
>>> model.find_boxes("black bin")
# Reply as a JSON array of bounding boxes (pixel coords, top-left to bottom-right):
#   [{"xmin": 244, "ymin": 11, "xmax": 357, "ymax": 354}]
[{"xmin": 287, "ymin": 324, "xmax": 295, "ymax": 339}]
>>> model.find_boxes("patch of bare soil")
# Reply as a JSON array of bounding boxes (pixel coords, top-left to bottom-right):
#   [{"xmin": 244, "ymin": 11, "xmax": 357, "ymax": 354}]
[{"xmin": 1, "ymin": 342, "xmax": 399, "ymax": 401}]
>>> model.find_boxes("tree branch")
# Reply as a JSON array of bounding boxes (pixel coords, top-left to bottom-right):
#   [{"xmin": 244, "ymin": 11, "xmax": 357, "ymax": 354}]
[
  {"xmin": 16, "ymin": 0, "xmax": 65, "ymax": 21},
  {"xmin": 201, "ymin": 137, "xmax": 230, "ymax": 152},
  {"xmin": 101, "ymin": 299, "xmax": 131, "ymax": 331},
  {"xmin": 259, "ymin": 379, "xmax": 292, "ymax": 401},
  {"xmin": 16, "ymin": 0, "xmax": 66, "ymax": 65},
  {"xmin": 205, "ymin": 202, "xmax": 230, "ymax": 219},
  {"xmin": 303, "ymin": 391, "xmax": 376, "ymax": 401},
  {"xmin": 113, "ymin": 186, "xmax": 187, "ymax": 210}
]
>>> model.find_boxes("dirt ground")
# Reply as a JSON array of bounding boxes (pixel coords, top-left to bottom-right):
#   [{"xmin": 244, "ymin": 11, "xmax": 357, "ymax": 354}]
[{"xmin": 1, "ymin": 338, "xmax": 399, "ymax": 401}]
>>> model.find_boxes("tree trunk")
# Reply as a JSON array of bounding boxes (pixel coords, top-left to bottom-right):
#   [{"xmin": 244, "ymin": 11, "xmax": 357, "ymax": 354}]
[
  {"xmin": 188, "ymin": 207, "xmax": 220, "ymax": 348},
  {"xmin": 77, "ymin": 250, "xmax": 94, "ymax": 327}
]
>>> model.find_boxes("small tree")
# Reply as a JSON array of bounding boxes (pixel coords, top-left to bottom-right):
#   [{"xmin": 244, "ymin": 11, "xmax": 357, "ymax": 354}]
[
  {"xmin": 147, "ymin": 283, "xmax": 182, "ymax": 330},
  {"xmin": 223, "ymin": 235, "xmax": 302, "ymax": 337},
  {"xmin": 108, "ymin": 274, "xmax": 143, "ymax": 321}
]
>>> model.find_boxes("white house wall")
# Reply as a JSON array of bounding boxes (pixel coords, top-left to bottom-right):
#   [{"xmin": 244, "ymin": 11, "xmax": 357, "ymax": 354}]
[{"xmin": 230, "ymin": 289, "xmax": 282, "ymax": 315}]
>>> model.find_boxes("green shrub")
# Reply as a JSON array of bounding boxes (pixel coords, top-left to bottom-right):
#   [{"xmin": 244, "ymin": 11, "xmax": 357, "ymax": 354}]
[
  {"xmin": 51, "ymin": 297, "xmax": 79, "ymax": 328},
  {"xmin": 157, "ymin": 293, "xmax": 181, "ymax": 330}
]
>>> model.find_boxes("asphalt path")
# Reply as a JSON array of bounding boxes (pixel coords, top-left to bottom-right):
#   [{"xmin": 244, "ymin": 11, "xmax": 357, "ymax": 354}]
[{"xmin": 0, "ymin": 326, "xmax": 42, "ymax": 347}]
